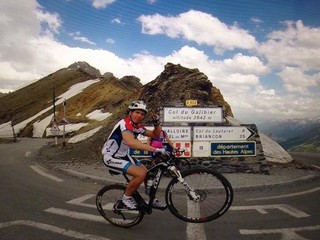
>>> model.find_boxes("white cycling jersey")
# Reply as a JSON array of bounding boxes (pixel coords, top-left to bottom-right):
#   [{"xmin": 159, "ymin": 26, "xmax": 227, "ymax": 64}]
[{"xmin": 102, "ymin": 116, "xmax": 147, "ymax": 158}]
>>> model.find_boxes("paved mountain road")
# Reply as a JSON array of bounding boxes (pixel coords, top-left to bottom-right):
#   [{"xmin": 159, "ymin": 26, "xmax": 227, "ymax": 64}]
[{"xmin": 0, "ymin": 138, "xmax": 319, "ymax": 240}]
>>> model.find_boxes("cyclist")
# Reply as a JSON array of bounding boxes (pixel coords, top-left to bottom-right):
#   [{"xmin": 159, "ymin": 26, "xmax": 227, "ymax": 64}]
[{"xmin": 102, "ymin": 100, "xmax": 166, "ymax": 210}]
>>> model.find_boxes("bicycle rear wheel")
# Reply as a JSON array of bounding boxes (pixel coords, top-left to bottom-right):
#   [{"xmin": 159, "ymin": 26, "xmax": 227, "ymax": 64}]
[
  {"xmin": 96, "ymin": 184, "xmax": 144, "ymax": 228},
  {"xmin": 165, "ymin": 168, "xmax": 233, "ymax": 223}
]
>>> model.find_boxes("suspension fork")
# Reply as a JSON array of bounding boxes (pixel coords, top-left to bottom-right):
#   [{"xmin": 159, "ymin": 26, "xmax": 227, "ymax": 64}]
[{"xmin": 168, "ymin": 166, "xmax": 200, "ymax": 202}]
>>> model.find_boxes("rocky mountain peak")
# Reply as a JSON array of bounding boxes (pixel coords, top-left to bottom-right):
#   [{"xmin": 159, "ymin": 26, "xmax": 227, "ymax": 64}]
[
  {"xmin": 68, "ymin": 61, "xmax": 101, "ymax": 78},
  {"xmin": 140, "ymin": 63, "xmax": 233, "ymax": 117},
  {"xmin": 119, "ymin": 76, "xmax": 142, "ymax": 91}
]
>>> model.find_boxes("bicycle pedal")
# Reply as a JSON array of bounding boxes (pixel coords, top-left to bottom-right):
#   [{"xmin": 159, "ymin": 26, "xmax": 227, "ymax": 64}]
[
  {"xmin": 114, "ymin": 201, "xmax": 127, "ymax": 210},
  {"xmin": 114, "ymin": 201, "xmax": 139, "ymax": 211}
]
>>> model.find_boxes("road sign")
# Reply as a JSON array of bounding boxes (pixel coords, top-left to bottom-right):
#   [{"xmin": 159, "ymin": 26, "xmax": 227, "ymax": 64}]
[
  {"xmin": 185, "ymin": 99, "xmax": 198, "ymax": 107},
  {"xmin": 193, "ymin": 126, "xmax": 255, "ymax": 141},
  {"xmin": 174, "ymin": 142, "xmax": 191, "ymax": 157},
  {"xmin": 163, "ymin": 107, "xmax": 223, "ymax": 123},
  {"xmin": 129, "ymin": 149, "xmax": 151, "ymax": 157},
  {"xmin": 192, "ymin": 142, "xmax": 210, "ymax": 157},
  {"xmin": 137, "ymin": 126, "xmax": 192, "ymax": 141},
  {"xmin": 210, "ymin": 142, "xmax": 256, "ymax": 157}
]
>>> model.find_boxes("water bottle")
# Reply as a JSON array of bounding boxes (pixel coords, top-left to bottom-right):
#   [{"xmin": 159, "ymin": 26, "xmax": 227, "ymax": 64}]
[{"xmin": 145, "ymin": 174, "xmax": 154, "ymax": 194}]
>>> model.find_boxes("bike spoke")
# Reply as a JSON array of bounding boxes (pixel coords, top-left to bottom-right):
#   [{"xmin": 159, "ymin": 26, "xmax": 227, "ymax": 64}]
[
  {"xmin": 166, "ymin": 169, "xmax": 233, "ymax": 223},
  {"xmin": 96, "ymin": 185, "xmax": 144, "ymax": 228}
]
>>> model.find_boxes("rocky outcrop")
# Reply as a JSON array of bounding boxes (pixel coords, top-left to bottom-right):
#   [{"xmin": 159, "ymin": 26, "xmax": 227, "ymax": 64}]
[
  {"xmin": 140, "ymin": 63, "xmax": 233, "ymax": 120},
  {"xmin": 119, "ymin": 76, "xmax": 142, "ymax": 91}
]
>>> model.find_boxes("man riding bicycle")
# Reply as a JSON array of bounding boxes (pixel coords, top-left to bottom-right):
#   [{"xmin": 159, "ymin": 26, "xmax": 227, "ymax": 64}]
[{"xmin": 102, "ymin": 100, "xmax": 166, "ymax": 209}]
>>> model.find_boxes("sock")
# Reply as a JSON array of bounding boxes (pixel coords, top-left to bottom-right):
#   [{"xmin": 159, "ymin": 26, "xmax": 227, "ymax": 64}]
[{"xmin": 122, "ymin": 194, "xmax": 131, "ymax": 199}]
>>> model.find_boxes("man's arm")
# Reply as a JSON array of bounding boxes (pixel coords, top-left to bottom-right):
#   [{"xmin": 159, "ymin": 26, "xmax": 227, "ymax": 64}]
[
  {"xmin": 144, "ymin": 125, "xmax": 162, "ymax": 139},
  {"xmin": 144, "ymin": 111, "xmax": 162, "ymax": 138},
  {"xmin": 122, "ymin": 131, "xmax": 157, "ymax": 152}
]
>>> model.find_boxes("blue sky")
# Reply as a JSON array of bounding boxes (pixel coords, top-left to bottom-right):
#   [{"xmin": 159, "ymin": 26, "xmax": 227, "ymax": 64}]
[{"xmin": 0, "ymin": 0, "xmax": 319, "ymax": 124}]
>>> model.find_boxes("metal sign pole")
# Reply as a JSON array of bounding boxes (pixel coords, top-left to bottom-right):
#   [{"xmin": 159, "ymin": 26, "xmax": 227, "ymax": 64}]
[{"xmin": 62, "ymin": 99, "xmax": 66, "ymax": 147}]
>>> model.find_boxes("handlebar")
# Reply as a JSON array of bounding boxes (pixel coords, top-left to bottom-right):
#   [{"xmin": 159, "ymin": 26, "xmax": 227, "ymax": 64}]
[
  {"xmin": 156, "ymin": 148, "xmax": 185, "ymax": 160},
  {"xmin": 173, "ymin": 148, "xmax": 185, "ymax": 157}
]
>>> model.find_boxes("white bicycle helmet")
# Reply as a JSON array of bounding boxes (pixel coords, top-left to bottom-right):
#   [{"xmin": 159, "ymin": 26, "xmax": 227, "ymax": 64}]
[{"xmin": 128, "ymin": 100, "xmax": 148, "ymax": 113}]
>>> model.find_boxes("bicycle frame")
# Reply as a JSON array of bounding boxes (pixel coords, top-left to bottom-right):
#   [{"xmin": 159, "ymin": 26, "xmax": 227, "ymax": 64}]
[
  {"xmin": 121, "ymin": 161, "xmax": 169, "ymax": 214},
  {"xmin": 119, "ymin": 153, "xmax": 200, "ymax": 214},
  {"xmin": 98, "ymin": 152, "xmax": 234, "ymax": 227}
]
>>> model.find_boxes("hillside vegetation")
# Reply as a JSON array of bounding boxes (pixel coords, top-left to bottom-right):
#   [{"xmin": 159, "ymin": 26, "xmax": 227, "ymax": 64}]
[{"xmin": 280, "ymin": 125, "xmax": 320, "ymax": 152}]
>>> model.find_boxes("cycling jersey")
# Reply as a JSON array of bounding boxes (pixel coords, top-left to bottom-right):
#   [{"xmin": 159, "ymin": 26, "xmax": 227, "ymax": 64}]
[
  {"xmin": 149, "ymin": 130, "xmax": 167, "ymax": 148},
  {"xmin": 102, "ymin": 116, "xmax": 147, "ymax": 173},
  {"xmin": 102, "ymin": 116, "xmax": 147, "ymax": 158}
]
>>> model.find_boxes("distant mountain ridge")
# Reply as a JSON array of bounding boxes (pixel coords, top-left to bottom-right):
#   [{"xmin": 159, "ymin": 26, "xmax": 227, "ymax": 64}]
[
  {"xmin": 259, "ymin": 118, "xmax": 320, "ymax": 152},
  {"xmin": 0, "ymin": 62, "xmax": 295, "ymax": 167}
]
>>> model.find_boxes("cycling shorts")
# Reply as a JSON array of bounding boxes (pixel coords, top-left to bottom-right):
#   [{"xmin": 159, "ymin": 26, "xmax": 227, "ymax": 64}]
[{"xmin": 103, "ymin": 154, "xmax": 142, "ymax": 174}]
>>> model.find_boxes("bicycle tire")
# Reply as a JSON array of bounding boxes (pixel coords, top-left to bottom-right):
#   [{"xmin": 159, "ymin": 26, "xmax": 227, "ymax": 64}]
[
  {"xmin": 176, "ymin": 158, "xmax": 191, "ymax": 172},
  {"xmin": 96, "ymin": 184, "xmax": 144, "ymax": 228},
  {"xmin": 165, "ymin": 168, "xmax": 233, "ymax": 223}
]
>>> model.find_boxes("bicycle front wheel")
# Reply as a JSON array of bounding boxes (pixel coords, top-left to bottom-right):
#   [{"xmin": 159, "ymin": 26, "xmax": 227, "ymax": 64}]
[
  {"xmin": 176, "ymin": 158, "xmax": 191, "ymax": 172},
  {"xmin": 96, "ymin": 184, "xmax": 144, "ymax": 228},
  {"xmin": 165, "ymin": 168, "xmax": 233, "ymax": 223}
]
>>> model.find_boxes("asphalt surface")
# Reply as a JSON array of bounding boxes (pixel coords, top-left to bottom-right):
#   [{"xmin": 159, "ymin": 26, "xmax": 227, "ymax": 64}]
[
  {"xmin": 56, "ymin": 155, "xmax": 320, "ymax": 192},
  {"xmin": 2, "ymin": 137, "xmax": 319, "ymax": 191}
]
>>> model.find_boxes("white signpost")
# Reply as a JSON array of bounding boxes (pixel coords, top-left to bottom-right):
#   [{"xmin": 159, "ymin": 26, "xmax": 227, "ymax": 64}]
[
  {"xmin": 131, "ymin": 106, "xmax": 257, "ymax": 158},
  {"xmin": 192, "ymin": 142, "xmax": 210, "ymax": 157},
  {"xmin": 137, "ymin": 126, "xmax": 192, "ymax": 141},
  {"xmin": 163, "ymin": 107, "xmax": 223, "ymax": 123},
  {"xmin": 193, "ymin": 126, "xmax": 254, "ymax": 141}
]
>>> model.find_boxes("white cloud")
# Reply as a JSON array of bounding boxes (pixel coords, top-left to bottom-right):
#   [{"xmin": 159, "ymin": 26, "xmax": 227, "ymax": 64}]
[
  {"xmin": 218, "ymin": 53, "xmax": 269, "ymax": 75},
  {"xmin": 36, "ymin": 8, "xmax": 62, "ymax": 34},
  {"xmin": 257, "ymin": 20, "xmax": 320, "ymax": 70},
  {"xmin": 146, "ymin": 0, "xmax": 157, "ymax": 4},
  {"xmin": 251, "ymin": 17, "xmax": 263, "ymax": 24},
  {"xmin": 111, "ymin": 18, "xmax": 122, "ymax": 24},
  {"xmin": 70, "ymin": 32, "xmax": 96, "ymax": 45},
  {"xmin": 278, "ymin": 66, "xmax": 318, "ymax": 94},
  {"xmin": 0, "ymin": 2, "xmax": 319, "ymax": 123},
  {"xmin": 106, "ymin": 38, "xmax": 115, "ymax": 44},
  {"xmin": 91, "ymin": 0, "xmax": 116, "ymax": 9},
  {"xmin": 137, "ymin": 10, "xmax": 258, "ymax": 54}
]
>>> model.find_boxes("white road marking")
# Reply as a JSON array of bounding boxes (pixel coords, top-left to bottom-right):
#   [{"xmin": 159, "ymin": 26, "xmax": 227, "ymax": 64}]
[
  {"xmin": 246, "ymin": 187, "xmax": 320, "ymax": 201},
  {"xmin": 61, "ymin": 169, "xmax": 125, "ymax": 183},
  {"xmin": 187, "ymin": 223, "xmax": 206, "ymax": 240},
  {"xmin": 230, "ymin": 204, "xmax": 310, "ymax": 218},
  {"xmin": 45, "ymin": 207, "xmax": 107, "ymax": 223},
  {"xmin": 67, "ymin": 194, "xmax": 96, "ymax": 208},
  {"xmin": 186, "ymin": 199, "xmax": 206, "ymax": 240},
  {"xmin": 240, "ymin": 225, "xmax": 320, "ymax": 240},
  {"xmin": 30, "ymin": 165, "xmax": 64, "ymax": 182},
  {"xmin": 0, "ymin": 220, "xmax": 111, "ymax": 240}
]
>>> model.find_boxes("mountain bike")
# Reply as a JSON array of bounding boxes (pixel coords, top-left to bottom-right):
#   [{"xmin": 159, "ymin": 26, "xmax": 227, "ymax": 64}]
[
  {"xmin": 96, "ymin": 151, "xmax": 233, "ymax": 228},
  {"xmin": 140, "ymin": 148, "xmax": 191, "ymax": 176}
]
